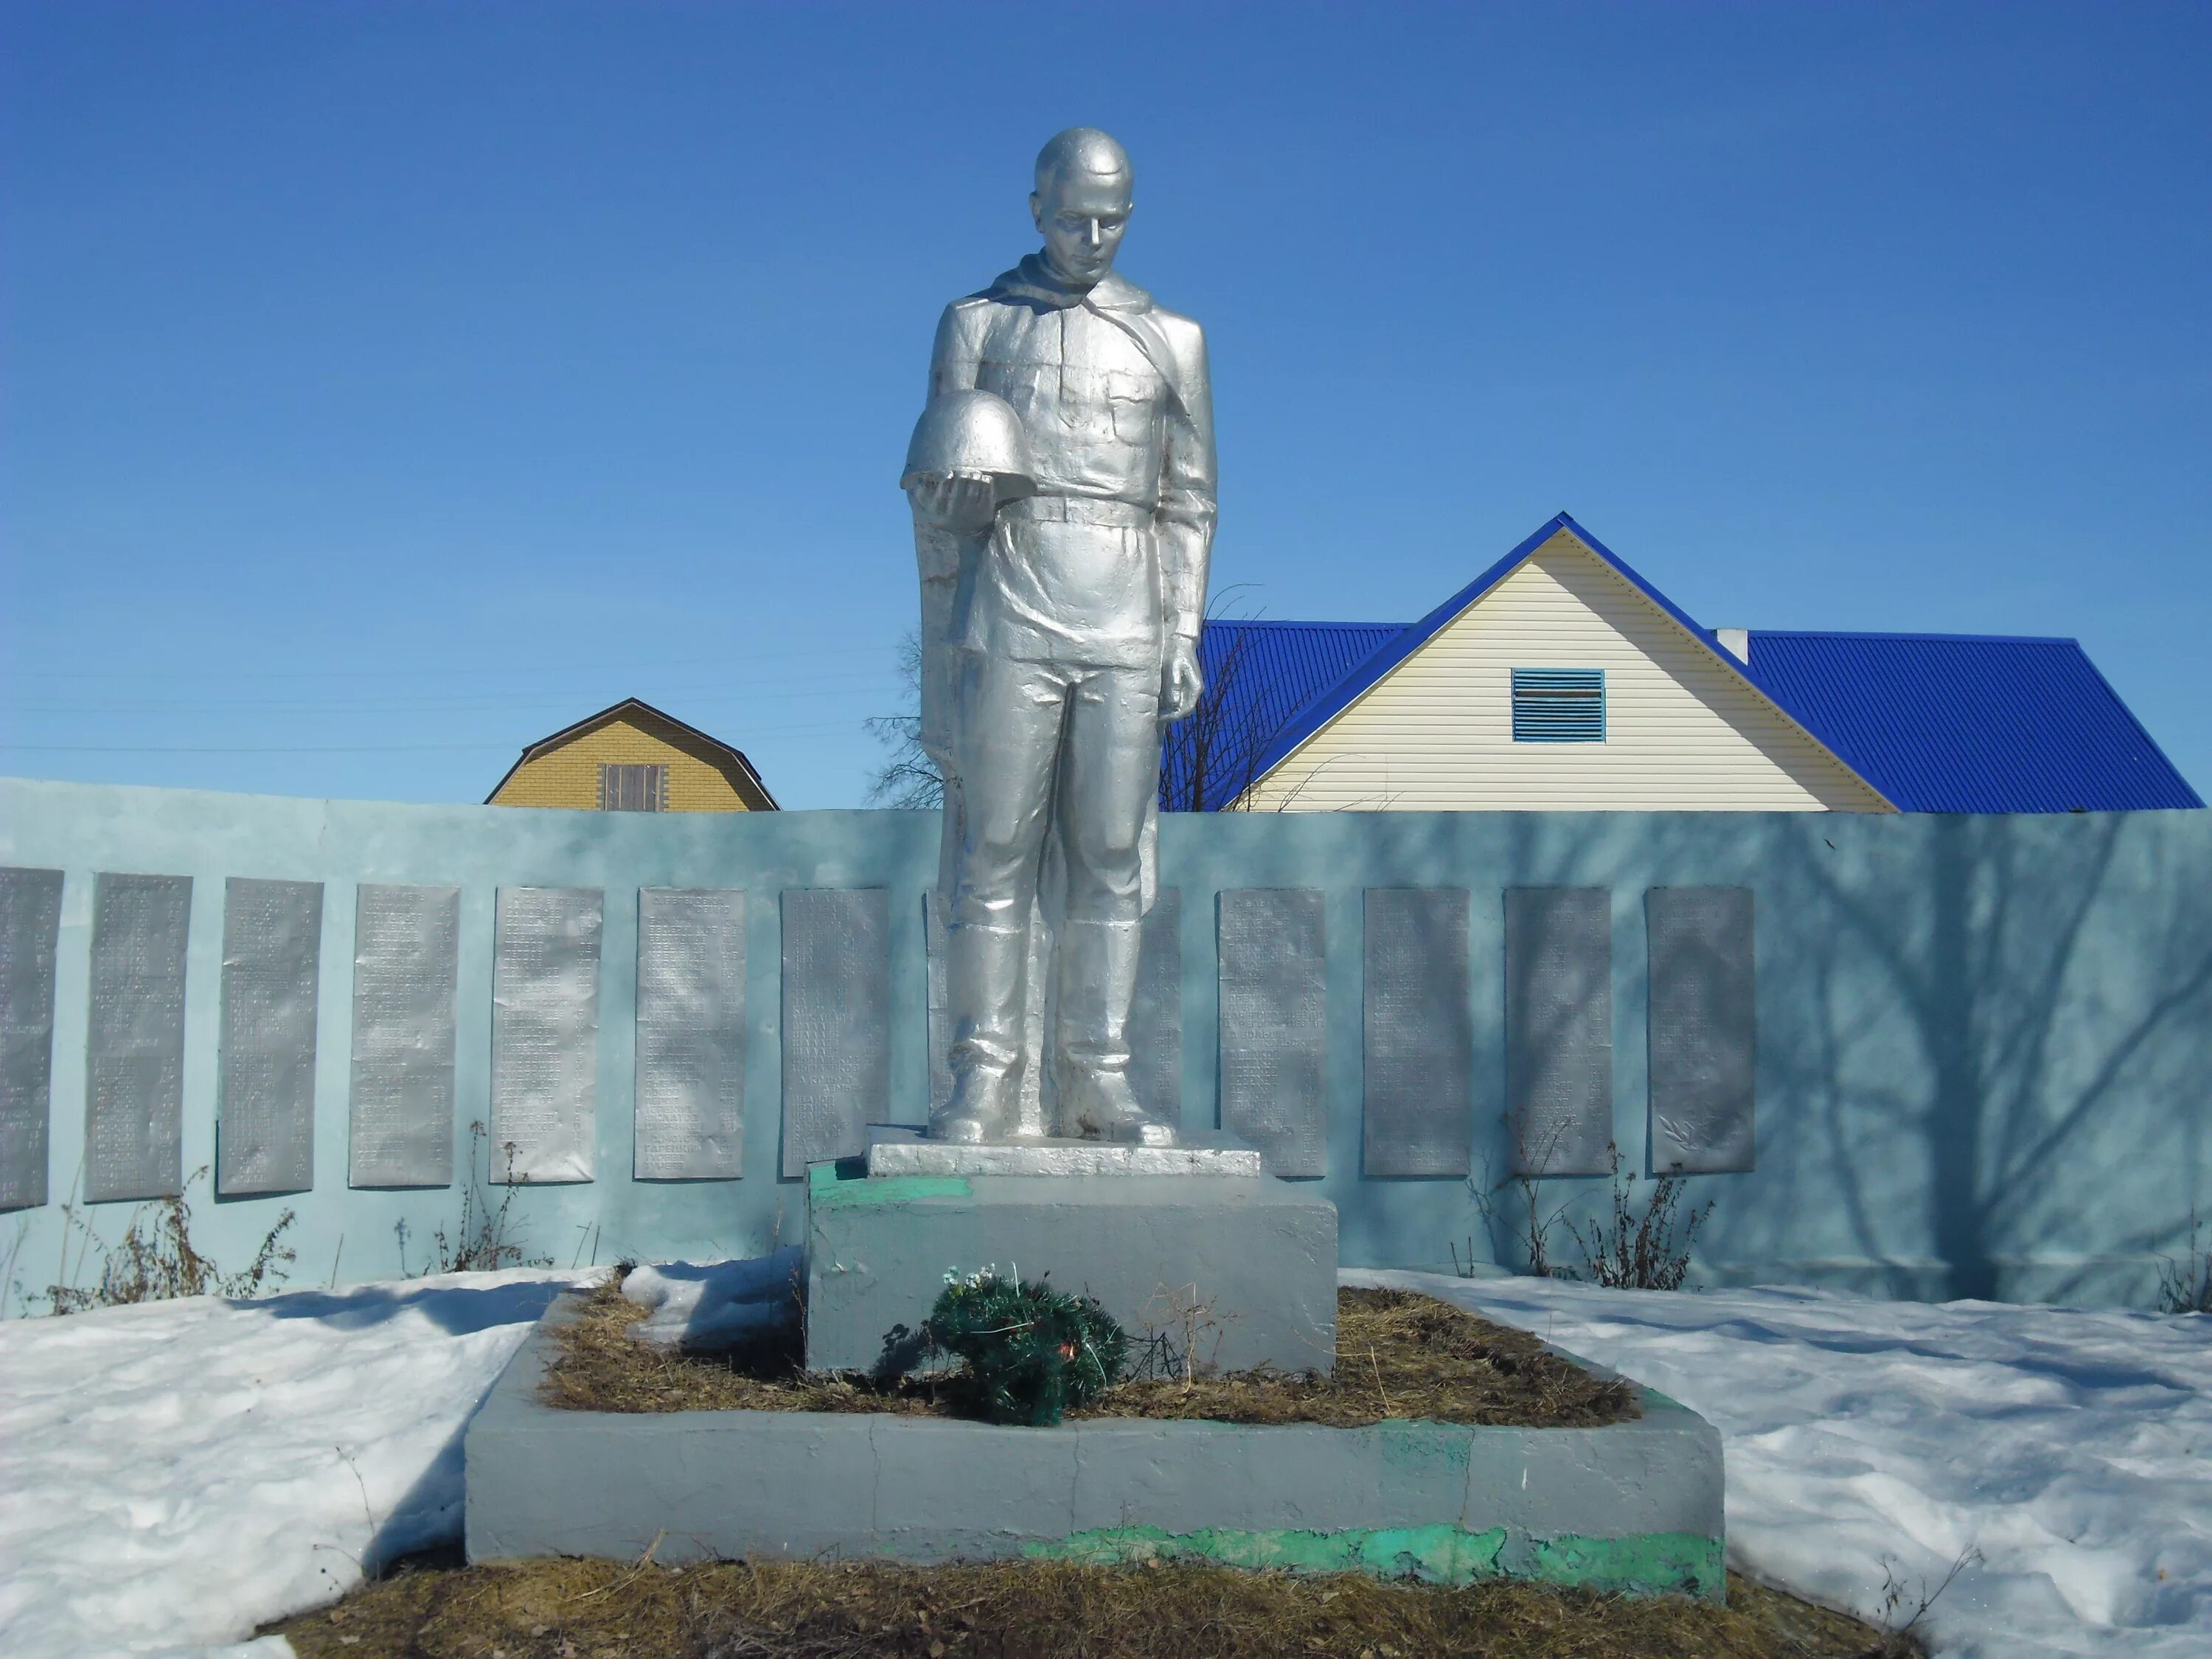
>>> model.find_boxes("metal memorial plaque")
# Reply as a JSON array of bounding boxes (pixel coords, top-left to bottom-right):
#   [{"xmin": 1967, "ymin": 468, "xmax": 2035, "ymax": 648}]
[
  {"xmin": 925, "ymin": 893, "xmax": 953, "ymax": 1122},
  {"xmin": 1217, "ymin": 889, "xmax": 1327, "ymax": 1177},
  {"xmin": 1506, "ymin": 887, "xmax": 1613, "ymax": 1177},
  {"xmin": 216, "ymin": 877, "xmax": 324, "ymax": 1195},
  {"xmin": 1646, "ymin": 887, "xmax": 1756, "ymax": 1174},
  {"xmin": 1127, "ymin": 888, "xmax": 1182, "ymax": 1127},
  {"xmin": 492, "ymin": 887, "xmax": 602, "ymax": 1184},
  {"xmin": 85, "ymin": 873, "xmax": 192, "ymax": 1202},
  {"xmin": 780, "ymin": 888, "xmax": 888, "ymax": 1178},
  {"xmin": 349, "ymin": 884, "xmax": 460, "ymax": 1188},
  {"xmin": 1363, "ymin": 888, "xmax": 1473, "ymax": 1177},
  {"xmin": 634, "ymin": 888, "xmax": 747, "ymax": 1180},
  {"xmin": 1, "ymin": 868, "xmax": 66, "ymax": 1210}
]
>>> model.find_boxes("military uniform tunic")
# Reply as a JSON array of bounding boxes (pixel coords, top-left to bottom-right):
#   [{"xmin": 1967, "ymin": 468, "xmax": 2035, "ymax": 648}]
[
  {"xmin": 928, "ymin": 255, "xmax": 1216, "ymax": 671},
  {"xmin": 918, "ymin": 253, "xmax": 1217, "ymax": 1132}
]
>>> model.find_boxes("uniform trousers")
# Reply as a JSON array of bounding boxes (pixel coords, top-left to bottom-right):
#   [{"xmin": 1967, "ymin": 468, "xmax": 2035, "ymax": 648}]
[{"xmin": 946, "ymin": 646, "xmax": 1161, "ymax": 1102}]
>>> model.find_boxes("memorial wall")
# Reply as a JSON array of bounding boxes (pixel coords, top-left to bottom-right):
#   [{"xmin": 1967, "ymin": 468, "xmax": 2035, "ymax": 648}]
[{"xmin": 2, "ymin": 776, "xmax": 2207, "ymax": 1310}]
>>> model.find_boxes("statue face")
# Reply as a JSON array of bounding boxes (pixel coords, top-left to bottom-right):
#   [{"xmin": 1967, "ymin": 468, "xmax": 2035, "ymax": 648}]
[{"xmin": 1030, "ymin": 169, "xmax": 1132, "ymax": 289}]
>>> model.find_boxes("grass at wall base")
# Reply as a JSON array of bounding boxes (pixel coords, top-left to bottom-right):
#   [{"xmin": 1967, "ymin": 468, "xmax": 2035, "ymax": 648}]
[
  {"xmin": 2157, "ymin": 1208, "xmax": 2212, "ymax": 1314},
  {"xmin": 1455, "ymin": 1143, "xmax": 1714, "ymax": 1290},
  {"xmin": 392, "ymin": 1121, "xmax": 553, "ymax": 1278},
  {"xmin": 11, "ymin": 1120, "xmax": 548, "ymax": 1317},
  {"xmin": 29, "ymin": 1166, "xmax": 296, "ymax": 1315}
]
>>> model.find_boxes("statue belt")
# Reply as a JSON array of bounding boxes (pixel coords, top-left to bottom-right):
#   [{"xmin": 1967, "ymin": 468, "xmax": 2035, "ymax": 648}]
[{"xmin": 1002, "ymin": 495, "xmax": 1152, "ymax": 529}]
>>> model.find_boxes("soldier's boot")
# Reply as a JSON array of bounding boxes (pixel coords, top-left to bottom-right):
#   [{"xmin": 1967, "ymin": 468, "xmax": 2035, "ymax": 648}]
[
  {"xmin": 933, "ymin": 921, "xmax": 1027, "ymax": 1143},
  {"xmin": 1055, "ymin": 918, "xmax": 1175, "ymax": 1147}
]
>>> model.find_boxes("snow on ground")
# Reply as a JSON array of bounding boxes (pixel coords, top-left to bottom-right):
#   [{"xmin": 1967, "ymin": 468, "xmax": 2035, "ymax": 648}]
[
  {"xmin": 1, "ymin": 1264, "xmax": 2205, "ymax": 1658},
  {"xmin": 1356, "ymin": 1270, "xmax": 2212, "ymax": 1659},
  {"xmin": 621, "ymin": 1248, "xmax": 801, "ymax": 1347},
  {"xmin": 0, "ymin": 1267, "xmax": 586, "ymax": 1659}
]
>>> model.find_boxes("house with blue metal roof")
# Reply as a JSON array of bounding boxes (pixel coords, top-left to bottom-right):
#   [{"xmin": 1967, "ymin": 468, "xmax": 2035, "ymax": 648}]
[{"xmin": 1164, "ymin": 514, "xmax": 2202, "ymax": 815}]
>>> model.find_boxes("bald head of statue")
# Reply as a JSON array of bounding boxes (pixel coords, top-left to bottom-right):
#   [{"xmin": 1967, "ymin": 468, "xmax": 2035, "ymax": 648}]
[{"xmin": 1029, "ymin": 128, "xmax": 1133, "ymax": 291}]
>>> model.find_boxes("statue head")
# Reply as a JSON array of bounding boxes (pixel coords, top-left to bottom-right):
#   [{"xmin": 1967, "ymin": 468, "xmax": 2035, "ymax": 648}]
[{"xmin": 1030, "ymin": 128, "xmax": 1133, "ymax": 291}]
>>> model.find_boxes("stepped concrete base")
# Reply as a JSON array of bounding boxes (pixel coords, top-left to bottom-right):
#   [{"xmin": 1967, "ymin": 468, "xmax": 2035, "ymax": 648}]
[
  {"xmin": 465, "ymin": 1293, "xmax": 1725, "ymax": 1600},
  {"xmin": 804, "ymin": 1163, "xmax": 1337, "ymax": 1376}
]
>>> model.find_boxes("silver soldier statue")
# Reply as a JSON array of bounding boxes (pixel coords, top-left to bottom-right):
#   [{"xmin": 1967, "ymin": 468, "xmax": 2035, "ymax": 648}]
[{"xmin": 903, "ymin": 128, "xmax": 1215, "ymax": 1147}]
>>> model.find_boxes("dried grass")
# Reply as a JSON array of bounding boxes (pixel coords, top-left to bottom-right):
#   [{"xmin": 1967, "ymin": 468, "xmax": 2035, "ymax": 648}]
[
  {"xmin": 538, "ymin": 1284, "xmax": 942, "ymax": 1418},
  {"xmin": 540, "ymin": 1285, "xmax": 1638, "ymax": 1430},
  {"xmin": 1091, "ymin": 1287, "xmax": 1636, "ymax": 1428},
  {"xmin": 276, "ymin": 1554, "xmax": 1916, "ymax": 1659}
]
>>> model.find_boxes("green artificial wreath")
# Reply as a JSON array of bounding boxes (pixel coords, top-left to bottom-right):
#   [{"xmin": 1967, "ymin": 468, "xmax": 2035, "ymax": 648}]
[{"xmin": 923, "ymin": 1268, "xmax": 1128, "ymax": 1427}]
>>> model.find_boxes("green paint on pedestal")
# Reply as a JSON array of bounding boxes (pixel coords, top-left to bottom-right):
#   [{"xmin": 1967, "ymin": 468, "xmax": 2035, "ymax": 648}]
[
  {"xmin": 807, "ymin": 1164, "xmax": 971, "ymax": 1206},
  {"xmin": 1524, "ymin": 1531, "xmax": 1727, "ymax": 1598},
  {"xmin": 1026, "ymin": 1523, "xmax": 1508, "ymax": 1582},
  {"xmin": 1026, "ymin": 1524, "xmax": 1724, "ymax": 1596}
]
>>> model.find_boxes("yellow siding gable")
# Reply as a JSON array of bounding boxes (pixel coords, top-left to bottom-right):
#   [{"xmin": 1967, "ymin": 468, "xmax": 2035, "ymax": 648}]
[
  {"xmin": 1246, "ymin": 529, "xmax": 1891, "ymax": 813},
  {"xmin": 490, "ymin": 709, "xmax": 771, "ymax": 812}
]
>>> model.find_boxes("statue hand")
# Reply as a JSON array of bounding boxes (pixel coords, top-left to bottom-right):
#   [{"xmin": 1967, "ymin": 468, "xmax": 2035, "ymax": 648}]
[
  {"xmin": 1161, "ymin": 636, "xmax": 1203, "ymax": 722},
  {"xmin": 911, "ymin": 473, "xmax": 998, "ymax": 534}
]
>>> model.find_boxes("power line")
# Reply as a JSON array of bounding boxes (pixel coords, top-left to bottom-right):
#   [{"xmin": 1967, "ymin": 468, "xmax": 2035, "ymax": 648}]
[
  {"xmin": 10, "ymin": 677, "xmax": 902, "ymax": 717},
  {"xmin": 0, "ymin": 718, "xmax": 876, "ymax": 754},
  {"xmin": 1, "ymin": 645, "xmax": 891, "ymax": 684},
  {"xmin": 0, "ymin": 742, "xmax": 518, "ymax": 754}
]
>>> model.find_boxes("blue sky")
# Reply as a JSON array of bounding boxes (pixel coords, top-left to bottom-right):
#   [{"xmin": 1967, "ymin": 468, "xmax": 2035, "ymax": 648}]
[{"xmin": 4, "ymin": 1, "xmax": 2206, "ymax": 809}]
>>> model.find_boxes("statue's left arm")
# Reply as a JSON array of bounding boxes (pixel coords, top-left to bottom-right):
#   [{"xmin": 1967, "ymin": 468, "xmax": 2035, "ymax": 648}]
[{"xmin": 1155, "ymin": 313, "xmax": 1217, "ymax": 714}]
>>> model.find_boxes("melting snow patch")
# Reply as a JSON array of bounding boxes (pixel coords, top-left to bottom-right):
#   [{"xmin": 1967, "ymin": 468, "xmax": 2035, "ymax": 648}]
[
  {"xmin": 619, "ymin": 1248, "xmax": 803, "ymax": 1348},
  {"xmin": 2, "ymin": 1261, "xmax": 2205, "ymax": 1657},
  {"xmin": 0, "ymin": 1267, "xmax": 587, "ymax": 1658},
  {"xmin": 1355, "ymin": 1270, "xmax": 2212, "ymax": 1658}
]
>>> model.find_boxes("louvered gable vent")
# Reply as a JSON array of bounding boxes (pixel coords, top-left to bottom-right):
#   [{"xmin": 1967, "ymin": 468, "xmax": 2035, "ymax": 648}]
[{"xmin": 1512, "ymin": 668, "xmax": 1606, "ymax": 742}]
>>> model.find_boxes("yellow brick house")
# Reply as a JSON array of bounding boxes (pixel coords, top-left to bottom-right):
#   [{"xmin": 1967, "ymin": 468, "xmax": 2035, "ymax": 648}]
[{"xmin": 487, "ymin": 698, "xmax": 777, "ymax": 813}]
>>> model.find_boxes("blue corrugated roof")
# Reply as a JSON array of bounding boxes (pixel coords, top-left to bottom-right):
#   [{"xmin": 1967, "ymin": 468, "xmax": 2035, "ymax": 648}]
[
  {"xmin": 1172, "ymin": 514, "xmax": 2202, "ymax": 814},
  {"xmin": 1741, "ymin": 632, "xmax": 2203, "ymax": 813},
  {"xmin": 1160, "ymin": 619, "xmax": 1399, "ymax": 808}
]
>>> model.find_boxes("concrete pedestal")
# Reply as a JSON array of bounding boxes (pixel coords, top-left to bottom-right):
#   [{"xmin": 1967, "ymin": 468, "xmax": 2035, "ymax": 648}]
[
  {"xmin": 804, "ymin": 1164, "xmax": 1338, "ymax": 1376},
  {"xmin": 467, "ymin": 1293, "xmax": 1727, "ymax": 1599}
]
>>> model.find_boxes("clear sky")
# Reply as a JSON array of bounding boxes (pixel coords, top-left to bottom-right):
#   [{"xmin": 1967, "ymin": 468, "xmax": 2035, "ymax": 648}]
[{"xmin": 4, "ymin": 1, "xmax": 2206, "ymax": 809}]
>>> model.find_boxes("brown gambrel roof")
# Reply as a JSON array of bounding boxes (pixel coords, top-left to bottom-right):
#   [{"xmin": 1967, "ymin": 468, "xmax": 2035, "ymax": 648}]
[{"xmin": 484, "ymin": 698, "xmax": 779, "ymax": 810}]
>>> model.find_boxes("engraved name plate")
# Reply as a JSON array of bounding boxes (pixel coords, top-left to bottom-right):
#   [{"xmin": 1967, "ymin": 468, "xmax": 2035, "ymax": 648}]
[
  {"xmin": 781, "ymin": 888, "xmax": 888, "ymax": 1177},
  {"xmin": 1506, "ymin": 887, "xmax": 1613, "ymax": 1177},
  {"xmin": 349, "ymin": 884, "xmax": 459, "ymax": 1188},
  {"xmin": 86, "ymin": 873, "xmax": 192, "ymax": 1202},
  {"xmin": 492, "ymin": 887, "xmax": 602, "ymax": 1183},
  {"xmin": 217, "ymin": 877, "xmax": 324, "ymax": 1194},
  {"xmin": 1127, "ymin": 888, "xmax": 1183, "ymax": 1128},
  {"xmin": 0, "ymin": 868, "xmax": 66, "ymax": 1210},
  {"xmin": 1363, "ymin": 888, "xmax": 1472, "ymax": 1177},
  {"xmin": 925, "ymin": 894, "xmax": 953, "ymax": 1121},
  {"xmin": 1217, "ymin": 888, "xmax": 1327, "ymax": 1177},
  {"xmin": 1647, "ymin": 886, "xmax": 1755, "ymax": 1173},
  {"xmin": 635, "ymin": 888, "xmax": 746, "ymax": 1180}
]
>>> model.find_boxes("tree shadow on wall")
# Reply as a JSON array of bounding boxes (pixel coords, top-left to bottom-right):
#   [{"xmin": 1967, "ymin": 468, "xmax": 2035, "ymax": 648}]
[{"xmin": 1748, "ymin": 813, "xmax": 2212, "ymax": 1304}]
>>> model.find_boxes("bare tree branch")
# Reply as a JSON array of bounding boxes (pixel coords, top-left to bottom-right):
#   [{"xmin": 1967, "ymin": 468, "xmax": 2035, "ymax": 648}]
[
  {"xmin": 1159, "ymin": 591, "xmax": 1287, "ymax": 813},
  {"xmin": 862, "ymin": 630, "xmax": 943, "ymax": 810}
]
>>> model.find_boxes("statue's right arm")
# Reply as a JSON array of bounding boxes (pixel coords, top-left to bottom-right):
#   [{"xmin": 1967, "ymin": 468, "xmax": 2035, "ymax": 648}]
[
  {"xmin": 913, "ymin": 302, "xmax": 987, "ymax": 578},
  {"xmin": 914, "ymin": 301, "xmax": 987, "ymax": 767},
  {"xmin": 928, "ymin": 302, "xmax": 984, "ymax": 399}
]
